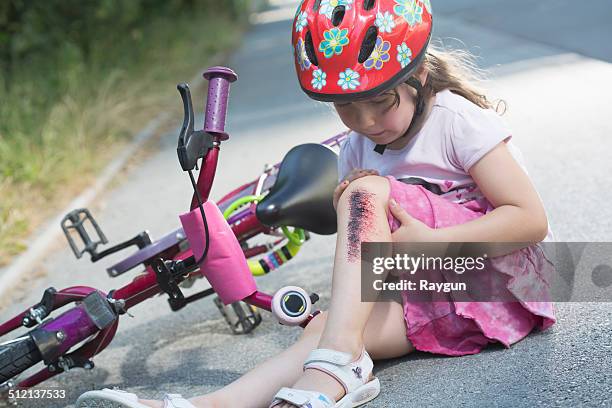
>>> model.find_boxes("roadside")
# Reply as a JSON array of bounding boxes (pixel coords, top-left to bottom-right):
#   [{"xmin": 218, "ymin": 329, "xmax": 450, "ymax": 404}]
[{"xmin": 0, "ymin": 2, "xmax": 258, "ymax": 267}]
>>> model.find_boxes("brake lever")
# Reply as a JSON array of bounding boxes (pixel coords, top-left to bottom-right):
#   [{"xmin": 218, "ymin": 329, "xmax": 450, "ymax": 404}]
[
  {"xmin": 177, "ymin": 83, "xmax": 213, "ymax": 171},
  {"xmin": 177, "ymin": 83, "xmax": 194, "ymax": 140}
]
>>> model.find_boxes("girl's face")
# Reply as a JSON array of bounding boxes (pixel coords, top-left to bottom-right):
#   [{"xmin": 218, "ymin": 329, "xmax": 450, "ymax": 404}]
[{"xmin": 333, "ymin": 84, "xmax": 419, "ymax": 145}]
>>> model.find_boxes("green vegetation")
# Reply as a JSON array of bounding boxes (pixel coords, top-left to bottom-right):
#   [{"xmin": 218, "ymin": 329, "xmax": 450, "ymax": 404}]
[{"xmin": 0, "ymin": 0, "xmax": 256, "ymax": 264}]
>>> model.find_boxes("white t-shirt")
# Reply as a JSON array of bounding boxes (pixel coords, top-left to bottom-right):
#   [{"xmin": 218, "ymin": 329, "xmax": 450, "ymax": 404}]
[{"xmin": 338, "ymin": 89, "xmax": 554, "ymax": 242}]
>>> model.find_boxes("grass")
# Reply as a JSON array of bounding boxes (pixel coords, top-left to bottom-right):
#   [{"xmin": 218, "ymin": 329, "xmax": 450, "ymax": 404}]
[{"xmin": 0, "ymin": 9, "xmax": 248, "ymax": 265}]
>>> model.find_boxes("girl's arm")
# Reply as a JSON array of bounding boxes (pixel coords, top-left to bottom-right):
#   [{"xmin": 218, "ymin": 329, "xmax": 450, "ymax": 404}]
[{"xmin": 436, "ymin": 141, "xmax": 549, "ymax": 257}]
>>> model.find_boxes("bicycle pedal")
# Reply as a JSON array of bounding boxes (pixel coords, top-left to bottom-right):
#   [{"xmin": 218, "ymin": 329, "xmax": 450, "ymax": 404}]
[
  {"xmin": 213, "ymin": 296, "xmax": 262, "ymax": 335},
  {"xmin": 61, "ymin": 208, "xmax": 108, "ymax": 260}
]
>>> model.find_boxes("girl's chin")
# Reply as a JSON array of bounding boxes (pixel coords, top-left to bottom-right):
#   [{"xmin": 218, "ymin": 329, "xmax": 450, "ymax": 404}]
[{"xmin": 367, "ymin": 132, "xmax": 398, "ymax": 144}]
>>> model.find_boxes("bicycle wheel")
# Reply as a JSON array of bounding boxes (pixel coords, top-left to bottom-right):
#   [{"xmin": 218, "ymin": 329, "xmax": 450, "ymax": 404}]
[{"xmin": 0, "ymin": 335, "xmax": 42, "ymax": 383}]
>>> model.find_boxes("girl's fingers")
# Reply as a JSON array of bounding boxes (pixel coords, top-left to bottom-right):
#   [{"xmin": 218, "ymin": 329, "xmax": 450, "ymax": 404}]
[
  {"xmin": 348, "ymin": 170, "xmax": 374, "ymax": 182},
  {"xmin": 333, "ymin": 180, "xmax": 350, "ymax": 209},
  {"xmin": 334, "ymin": 182, "xmax": 348, "ymax": 199},
  {"xmin": 346, "ymin": 171, "xmax": 361, "ymax": 181},
  {"xmin": 334, "ymin": 169, "xmax": 380, "ymax": 209},
  {"xmin": 388, "ymin": 198, "xmax": 412, "ymax": 225}
]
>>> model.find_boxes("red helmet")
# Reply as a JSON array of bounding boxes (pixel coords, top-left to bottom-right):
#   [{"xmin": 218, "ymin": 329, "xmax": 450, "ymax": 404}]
[{"xmin": 292, "ymin": 0, "xmax": 433, "ymax": 102}]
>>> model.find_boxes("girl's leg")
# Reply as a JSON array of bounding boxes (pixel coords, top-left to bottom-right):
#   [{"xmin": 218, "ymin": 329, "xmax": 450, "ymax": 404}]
[
  {"xmin": 321, "ymin": 175, "xmax": 392, "ymax": 350},
  {"xmin": 140, "ymin": 175, "xmax": 395, "ymax": 408},
  {"xmin": 139, "ymin": 301, "xmax": 413, "ymax": 408},
  {"xmin": 138, "ymin": 323, "xmax": 323, "ymax": 408},
  {"xmin": 278, "ymin": 175, "xmax": 394, "ymax": 407}
]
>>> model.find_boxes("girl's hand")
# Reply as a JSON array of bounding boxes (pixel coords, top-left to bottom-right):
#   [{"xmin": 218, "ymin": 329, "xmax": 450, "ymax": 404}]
[
  {"xmin": 333, "ymin": 168, "xmax": 379, "ymax": 211},
  {"xmin": 388, "ymin": 198, "xmax": 444, "ymax": 243}
]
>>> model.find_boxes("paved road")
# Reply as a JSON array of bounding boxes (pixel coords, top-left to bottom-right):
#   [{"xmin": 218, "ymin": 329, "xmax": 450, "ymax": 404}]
[{"xmin": 2, "ymin": 1, "xmax": 611, "ymax": 407}]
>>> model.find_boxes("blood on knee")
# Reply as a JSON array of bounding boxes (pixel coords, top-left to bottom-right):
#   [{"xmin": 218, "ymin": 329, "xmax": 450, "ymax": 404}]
[{"xmin": 346, "ymin": 189, "xmax": 376, "ymax": 263}]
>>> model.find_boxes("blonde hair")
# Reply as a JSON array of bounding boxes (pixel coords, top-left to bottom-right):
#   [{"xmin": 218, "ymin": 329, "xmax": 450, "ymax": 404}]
[
  {"xmin": 424, "ymin": 44, "xmax": 504, "ymax": 113},
  {"xmin": 391, "ymin": 43, "xmax": 506, "ymax": 114}
]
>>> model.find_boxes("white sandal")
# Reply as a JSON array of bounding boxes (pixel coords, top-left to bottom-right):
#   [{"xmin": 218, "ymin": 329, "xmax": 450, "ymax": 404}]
[
  {"xmin": 270, "ymin": 348, "xmax": 380, "ymax": 408},
  {"xmin": 76, "ymin": 388, "xmax": 197, "ymax": 408}
]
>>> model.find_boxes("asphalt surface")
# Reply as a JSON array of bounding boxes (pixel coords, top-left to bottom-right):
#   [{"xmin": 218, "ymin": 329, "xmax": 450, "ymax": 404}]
[{"xmin": 1, "ymin": 1, "xmax": 611, "ymax": 407}]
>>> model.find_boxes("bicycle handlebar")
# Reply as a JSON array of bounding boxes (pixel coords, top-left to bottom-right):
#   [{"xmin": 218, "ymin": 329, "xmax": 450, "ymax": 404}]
[
  {"xmin": 176, "ymin": 67, "xmax": 237, "ymax": 172},
  {"xmin": 176, "ymin": 66, "xmax": 238, "ymax": 206},
  {"xmin": 203, "ymin": 66, "xmax": 237, "ymax": 140}
]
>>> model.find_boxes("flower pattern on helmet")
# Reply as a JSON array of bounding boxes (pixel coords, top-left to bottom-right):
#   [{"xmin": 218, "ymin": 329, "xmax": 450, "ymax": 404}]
[
  {"xmin": 393, "ymin": 0, "xmax": 424, "ymax": 27},
  {"xmin": 292, "ymin": 0, "xmax": 432, "ymax": 99},
  {"xmin": 295, "ymin": 10, "xmax": 308, "ymax": 32},
  {"xmin": 375, "ymin": 11, "xmax": 396, "ymax": 34},
  {"xmin": 295, "ymin": 37, "xmax": 312, "ymax": 71},
  {"xmin": 338, "ymin": 68, "xmax": 360, "ymax": 90},
  {"xmin": 396, "ymin": 42, "xmax": 412, "ymax": 68},
  {"xmin": 311, "ymin": 69, "xmax": 327, "ymax": 90},
  {"xmin": 364, "ymin": 36, "xmax": 391, "ymax": 70},
  {"xmin": 319, "ymin": 27, "xmax": 350, "ymax": 58},
  {"xmin": 294, "ymin": 0, "xmax": 304, "ymax": 17},
  {"xmin": 319, "ymin": 0, "xmax": 354, "ymax": 19}
]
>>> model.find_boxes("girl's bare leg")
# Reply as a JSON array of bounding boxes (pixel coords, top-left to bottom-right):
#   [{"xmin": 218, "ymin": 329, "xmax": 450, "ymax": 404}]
[
  {"xmin": 139, "ymin": 301, "xmax": 413, "ymax": 408},
  {"xmin": 277, "ymin": 176, "xmax": 394, "ymax": 408},
  {"xmin": 140, "ymin": 175, "xmax": 396, "ymax": 408}
]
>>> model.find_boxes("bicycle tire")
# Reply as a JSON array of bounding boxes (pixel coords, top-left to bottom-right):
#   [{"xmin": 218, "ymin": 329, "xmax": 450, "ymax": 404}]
[{"xmin": 0, "ymin": 335, "xmax": 42, "ymax": 383}]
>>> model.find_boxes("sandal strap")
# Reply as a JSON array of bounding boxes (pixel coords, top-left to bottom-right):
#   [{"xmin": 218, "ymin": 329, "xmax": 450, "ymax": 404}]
[
  {"xmin": 270, "ymin": 387, "xmax": 334, "ymax": 408},
  {"xmin": 305, "ymin": 348, "xmax": 353, "ymax": 365},
  {"xmin": 76, "ymin": 389, "xmax": 148, "ymax": 408},
  {"xmin": 163, "ymin": 394, "xmax": 197, "ymax": 408},
  {"xmin": 304, "ymin": 348, "xmax": 374, "ymax": 394}
]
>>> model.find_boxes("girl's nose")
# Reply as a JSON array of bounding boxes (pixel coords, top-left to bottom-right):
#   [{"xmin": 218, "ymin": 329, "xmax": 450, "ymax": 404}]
[{"xmin": 356, "ymin": 107, "xmax": 376, "ymax": 129}]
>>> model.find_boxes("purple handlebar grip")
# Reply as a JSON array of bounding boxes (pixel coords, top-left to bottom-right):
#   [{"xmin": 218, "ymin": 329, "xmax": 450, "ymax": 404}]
[{"xmin": 203, "ymin": 66, "xmax": 238, "ymax": 140}]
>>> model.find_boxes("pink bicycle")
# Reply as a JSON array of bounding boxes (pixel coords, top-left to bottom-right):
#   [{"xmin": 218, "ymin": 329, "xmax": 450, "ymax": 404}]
[{"xmin": 0, "ymin": 66, "xmax": 347, "ymax": 394}]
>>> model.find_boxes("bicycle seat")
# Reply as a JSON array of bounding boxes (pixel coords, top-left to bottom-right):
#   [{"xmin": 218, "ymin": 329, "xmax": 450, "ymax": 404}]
[{"xmin": 256, "ymin": 143, "xmax": 338, "ymax": 235}]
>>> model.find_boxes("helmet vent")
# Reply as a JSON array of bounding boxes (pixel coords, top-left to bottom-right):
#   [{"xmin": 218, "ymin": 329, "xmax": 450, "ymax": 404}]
[
  {"xmin": 313, "ymin": 0, "xmax": 322, "ymax": 11},
  {"xmin": 331, "ymin": 6, "xmax": 346, "ymax": 26},
  {"xmin": 363, "ymin": 0, "xmax": 376, "ymax": 11},
  {"xmin": 304, "ymin": 31, "xmax": 319, "ymax": 66},
  {"xmin": 358, "ymin": 26, "xmax": 378, "ymax": 63}
]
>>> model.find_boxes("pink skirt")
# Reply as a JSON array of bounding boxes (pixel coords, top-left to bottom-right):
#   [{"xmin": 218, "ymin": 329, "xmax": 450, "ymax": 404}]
[{"xmin": 385, "ymin": 176, "xmax": 556, "ymax": 356}]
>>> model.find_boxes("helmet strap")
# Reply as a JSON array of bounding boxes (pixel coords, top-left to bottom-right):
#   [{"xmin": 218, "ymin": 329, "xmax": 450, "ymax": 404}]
[{"xmin": 374, "ymin": 76, "xmax": 425, "ymax": 155}]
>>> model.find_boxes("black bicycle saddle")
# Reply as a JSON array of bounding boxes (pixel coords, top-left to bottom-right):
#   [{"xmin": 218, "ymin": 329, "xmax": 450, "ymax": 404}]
[{"xmin": 256, "ymin": 143, "xmax": 338, "ymax": 235}]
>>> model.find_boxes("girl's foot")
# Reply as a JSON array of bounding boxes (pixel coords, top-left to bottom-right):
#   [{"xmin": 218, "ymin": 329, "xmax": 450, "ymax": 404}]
[
  {"xmin": 270, "ymin": 347, "xmax": 379, "ymax": 408},
  {"xmin": 76, "ymin": 388, "xmax": 219, "ymax": 408},
  {"xmin": 275, "ymin": 366, "xmax": 347, "ymax": 407}
]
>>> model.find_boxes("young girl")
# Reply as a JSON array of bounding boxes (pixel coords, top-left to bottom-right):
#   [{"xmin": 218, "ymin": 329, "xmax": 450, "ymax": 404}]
[{"xmin": 77, "ymin": 1, "xmax": 556, "ymax": 407}]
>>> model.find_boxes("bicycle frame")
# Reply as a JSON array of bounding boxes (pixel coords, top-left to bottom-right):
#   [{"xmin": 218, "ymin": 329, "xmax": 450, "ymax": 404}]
[{"xmin": 0, "ymin": 66, "xmax": 348, "ymax": 390}]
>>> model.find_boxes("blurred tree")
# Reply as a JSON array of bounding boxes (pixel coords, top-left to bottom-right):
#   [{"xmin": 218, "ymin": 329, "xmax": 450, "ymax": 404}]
[
  {"xmin": 0, "ymin": 0, "xmax": 253, "ymax": 91},
  {"xmin": 0, "ymin": 0, "xmax": 31, "ymax": 91}
]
